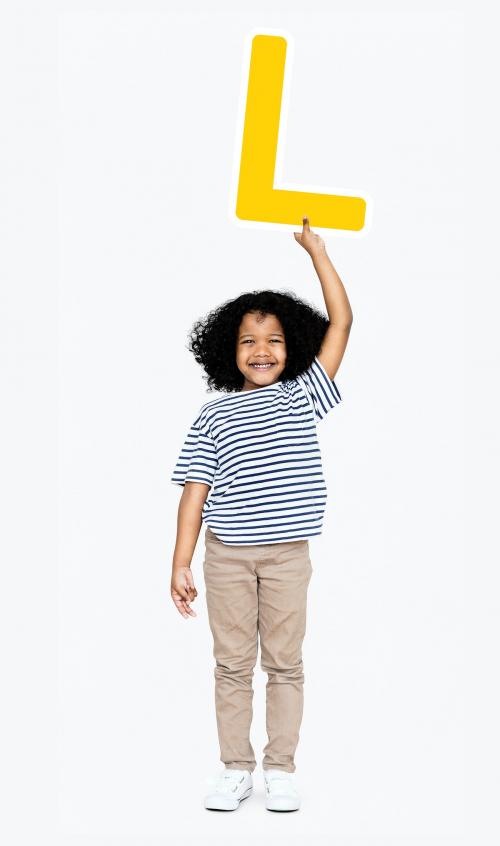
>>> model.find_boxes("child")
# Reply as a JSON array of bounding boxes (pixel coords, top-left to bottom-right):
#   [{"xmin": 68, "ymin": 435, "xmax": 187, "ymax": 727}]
[{"xmin": 170, "ymin": 217, "xmax": 353, "ymax": 812}]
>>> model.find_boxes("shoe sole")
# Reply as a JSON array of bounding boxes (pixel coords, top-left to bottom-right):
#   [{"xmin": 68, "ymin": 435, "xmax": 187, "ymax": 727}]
[
  {"xmin": 266, "ymin": 798, "xmax": 300, "ymax": 812},
  {"xmin": 205, "ymin": 786, "xmax": 253, "ymax": 811}
]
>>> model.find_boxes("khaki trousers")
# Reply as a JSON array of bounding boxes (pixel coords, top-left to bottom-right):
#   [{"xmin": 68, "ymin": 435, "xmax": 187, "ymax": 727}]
[{"xmin": 203, "ymin": 525, "xmax": 313, "ymax": 774}]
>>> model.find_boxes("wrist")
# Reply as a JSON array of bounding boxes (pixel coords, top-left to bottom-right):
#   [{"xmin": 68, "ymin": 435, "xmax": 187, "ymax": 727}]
[{"xmin": 310, "ymin": 246, "xmax": 328, "ymax": 262}]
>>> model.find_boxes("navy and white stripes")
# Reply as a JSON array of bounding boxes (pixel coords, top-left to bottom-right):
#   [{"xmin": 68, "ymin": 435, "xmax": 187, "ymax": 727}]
[{"xmin": 170, "ymin": 355, "xmax": 342, "ymax": 545}]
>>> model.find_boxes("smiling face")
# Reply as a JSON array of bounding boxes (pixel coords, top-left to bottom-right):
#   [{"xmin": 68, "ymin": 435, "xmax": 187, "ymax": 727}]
[{"xmin": 236, "ymin": 311, "xmax": 287, "ymax": 392}]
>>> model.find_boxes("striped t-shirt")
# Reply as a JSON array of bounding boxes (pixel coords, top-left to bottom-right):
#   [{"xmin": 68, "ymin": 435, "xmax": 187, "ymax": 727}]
[{"xmin": 170, "ymin": 355, "xmax": 342, "ymax": 545}]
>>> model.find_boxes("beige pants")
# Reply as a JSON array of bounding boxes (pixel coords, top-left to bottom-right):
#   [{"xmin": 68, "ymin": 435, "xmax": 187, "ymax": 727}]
[{"xmin": 203, "ymin": 525, "xmax": 313, "ymax": 774}]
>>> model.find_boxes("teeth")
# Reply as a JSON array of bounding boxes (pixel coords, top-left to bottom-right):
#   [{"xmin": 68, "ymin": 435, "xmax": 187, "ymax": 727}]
[{"xmin": 251, "ymin": 363, "xmax": 273, "ymax": 368}]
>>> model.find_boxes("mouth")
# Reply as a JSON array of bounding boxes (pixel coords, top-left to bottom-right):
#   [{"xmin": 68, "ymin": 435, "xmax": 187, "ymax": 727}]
[{"xmin": 249, "ymin": 363, "xmax": 275, "ymax": 370}]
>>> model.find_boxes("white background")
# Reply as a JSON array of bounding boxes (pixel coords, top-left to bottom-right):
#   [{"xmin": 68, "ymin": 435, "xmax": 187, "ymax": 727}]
[{"xmin": 1, "ymin": 1, "xmax": 498, "ymax": 845}]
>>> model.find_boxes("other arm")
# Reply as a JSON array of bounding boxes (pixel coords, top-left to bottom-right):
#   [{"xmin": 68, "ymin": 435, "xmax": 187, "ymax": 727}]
[{"xmin": 171, "ymin": 481, "xmax": 210, "ymax": 619}]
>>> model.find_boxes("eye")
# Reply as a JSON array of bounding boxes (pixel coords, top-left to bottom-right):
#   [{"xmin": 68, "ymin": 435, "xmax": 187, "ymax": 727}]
[{"xmin": 240, "ymin": 338, "xmax": 283, "ymax": 344}]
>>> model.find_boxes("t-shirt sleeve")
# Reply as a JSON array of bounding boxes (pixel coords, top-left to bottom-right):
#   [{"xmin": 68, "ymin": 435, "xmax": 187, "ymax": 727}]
[
  {"xmin": 296, "ymin": 355, "xmax": 342, "ymax": 422},
  {"xmin": 170, "ymin": 412, "xmax": 218, "ymax": 488}
]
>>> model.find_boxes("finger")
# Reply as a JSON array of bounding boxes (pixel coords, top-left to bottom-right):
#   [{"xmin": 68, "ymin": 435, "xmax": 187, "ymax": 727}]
[
  {"xmin": 176, "ymin": 586, "xmax": 190, "ymax": 601},
  {"xmin": 173, "ymin": 596, "xmax": 197, "ymax": 618},
  {"xmin": 184, "ymin": 589, "xmax": 198, "ymax": 612},
  {"xmin": 173, "ymin": 596, "xmax": 189, "ymax": 618},
  {"xmin": 302, "ymin": 216, "xmax": 310, "ymax": 230},
  {"xmin": 183, "ymin": 600, "xmax": 197, "ymax": 617},
  {"xmin": 179, "ymin": 588, "xmax": 197, "ymax": 608},
  {"xmin": 172, "ymin": 586, "xmax": 190, "ymax": 603}
]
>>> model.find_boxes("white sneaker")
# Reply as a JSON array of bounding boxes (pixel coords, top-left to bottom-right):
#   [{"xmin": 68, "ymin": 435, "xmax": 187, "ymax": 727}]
[
  {"xmin": 204, "ymin": 767, "xmax": 253, "ymax": 811},
  {"xmin": 263, "ymin": 768, "xmax": 301, "ymax": 811}
]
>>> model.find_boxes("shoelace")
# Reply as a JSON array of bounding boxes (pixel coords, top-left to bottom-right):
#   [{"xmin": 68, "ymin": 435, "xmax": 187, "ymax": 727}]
[{"xmin": 209, "ymin": 770, "xmax": 247, "ymax": 794}]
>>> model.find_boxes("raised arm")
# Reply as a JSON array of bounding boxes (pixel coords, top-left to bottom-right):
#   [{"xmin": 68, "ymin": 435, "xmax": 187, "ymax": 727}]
[{"xmin": 294, "ymin": 216, "xmax": 353, "ymax": 380}]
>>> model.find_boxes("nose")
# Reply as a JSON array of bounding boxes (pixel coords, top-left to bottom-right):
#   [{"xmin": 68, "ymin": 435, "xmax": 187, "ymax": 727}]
[{"xmin": 254, "ymin": 342, "xmax": 272, "ymax": 355}]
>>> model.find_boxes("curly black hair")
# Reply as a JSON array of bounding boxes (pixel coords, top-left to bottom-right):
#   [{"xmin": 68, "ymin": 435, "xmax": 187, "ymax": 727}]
[{"xmin": 187, "ymin": 289, "xmax": 330, "ymax": 393}]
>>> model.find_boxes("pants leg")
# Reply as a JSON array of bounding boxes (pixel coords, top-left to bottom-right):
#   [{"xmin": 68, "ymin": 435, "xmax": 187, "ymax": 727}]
[
  {"xmin": 257, "ymin": 538, "xmax": 313, "ymax": 773},
  {"xmin": 203, "ymin": 527, "xmax": 259, "ymax": 772}
]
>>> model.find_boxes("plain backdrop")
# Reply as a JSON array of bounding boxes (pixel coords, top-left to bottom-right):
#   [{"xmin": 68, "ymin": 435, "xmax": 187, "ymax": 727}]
[
  {"xmin": 57, "ymin": 5, "xmax": 464, "ymax": 839},
  {"xmin": 3, "ymin": 1, "xmax": 499, "ymax": 845}
]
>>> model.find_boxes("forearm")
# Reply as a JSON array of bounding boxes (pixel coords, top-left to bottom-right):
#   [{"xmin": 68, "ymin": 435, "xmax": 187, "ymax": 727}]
[
  {"xmin": 311, "ymin": 249, "xmax": 353, "ymax": 326},
  {"xmin": 172, "ymin": 491, "xmax": 204, "ymax": 570}
]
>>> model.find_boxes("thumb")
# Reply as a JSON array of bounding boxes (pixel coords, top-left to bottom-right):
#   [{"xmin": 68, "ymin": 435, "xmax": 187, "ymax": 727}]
[{"xmin": 293, "ymin": 232, "xmax": 301, "ymax": 241}]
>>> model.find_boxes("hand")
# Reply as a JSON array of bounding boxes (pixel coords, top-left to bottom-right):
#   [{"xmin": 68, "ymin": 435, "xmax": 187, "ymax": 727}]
[
  {"xmin": 171, "ymin": 566, "xmax": 198, "ymax": 619},
  {"xmin": 293, "ymin": 216, "xmax": 326, "ymax": 258}
]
